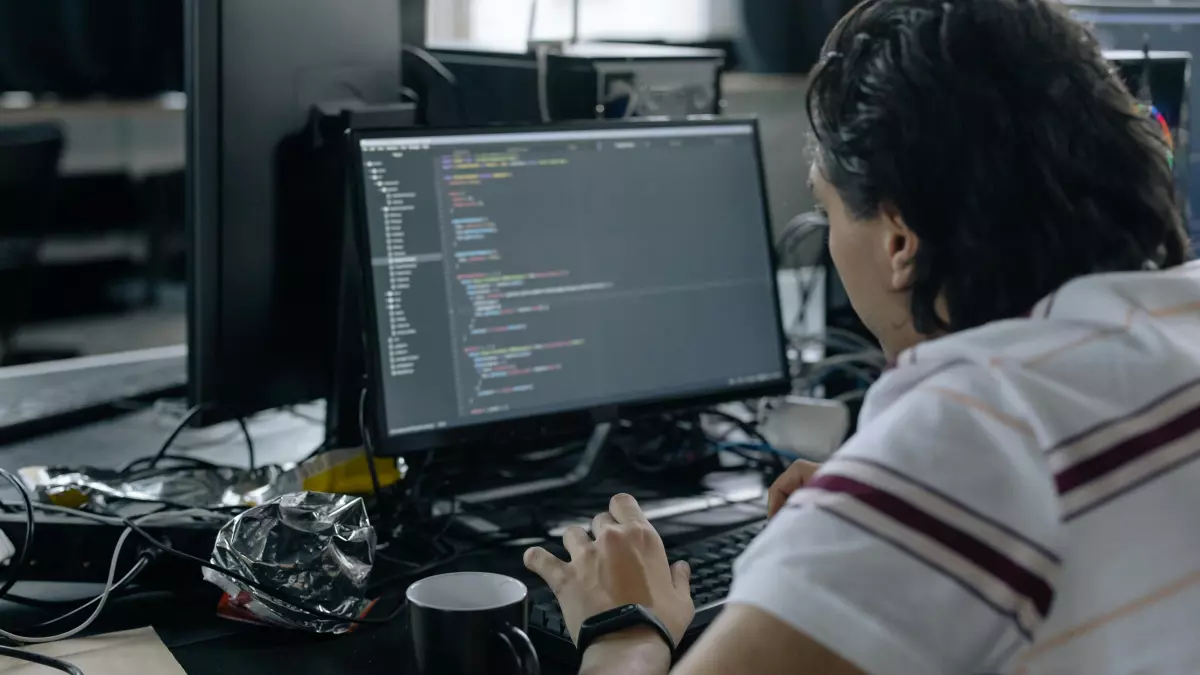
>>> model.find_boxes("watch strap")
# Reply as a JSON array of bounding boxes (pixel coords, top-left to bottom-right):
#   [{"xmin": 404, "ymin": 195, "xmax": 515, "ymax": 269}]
[{"xmin": 576, "ymin": 604, "xmax": 675, "ymax": 658}]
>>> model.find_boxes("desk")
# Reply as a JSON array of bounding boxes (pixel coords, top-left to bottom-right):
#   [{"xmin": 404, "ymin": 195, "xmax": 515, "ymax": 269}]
[
  {"xmin": 0, "ymin": 399, "xmax": 765, "ymax": 674},
  {"xmin": 0, "ymin": 407, "xmax": 535, "ymax": 673}
]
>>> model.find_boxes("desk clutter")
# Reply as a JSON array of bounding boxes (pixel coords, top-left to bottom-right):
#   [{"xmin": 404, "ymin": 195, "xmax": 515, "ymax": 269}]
[{"xmin": 0, "ymin": 381, "xmax": 861, "ymax": 674}]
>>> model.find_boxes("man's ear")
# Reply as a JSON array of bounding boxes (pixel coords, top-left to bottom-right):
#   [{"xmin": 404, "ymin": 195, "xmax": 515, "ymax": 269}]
[{"xmin": 880, "ymin": 201, "xmax": 918, "ymax": 291}]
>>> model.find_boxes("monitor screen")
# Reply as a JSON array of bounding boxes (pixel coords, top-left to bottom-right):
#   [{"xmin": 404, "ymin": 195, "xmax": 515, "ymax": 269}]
[{"xmin": 355, "ymin": 121, "xmax": 787, "ymax": 447}]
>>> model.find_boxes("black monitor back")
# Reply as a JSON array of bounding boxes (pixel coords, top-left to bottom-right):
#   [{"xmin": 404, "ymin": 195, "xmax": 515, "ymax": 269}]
[{"xmin": 185, "ymin": 0, "xmax": 402, "ymax": 418}]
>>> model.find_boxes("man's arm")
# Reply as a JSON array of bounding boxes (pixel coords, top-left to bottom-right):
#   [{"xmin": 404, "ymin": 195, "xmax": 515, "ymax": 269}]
[
  {"xmin": 673, "ymin": 605, "xmax": 863, "ymax": 675},
  {"xmin": 524, "ymin": 494, "xmax": 865, "ymax": 675},
  {"xmin": 576, "ymin": 605, "xmax": 864, "ymax": 675},
  {"xmin": 578, "ymin": 628, "xmax": 672, "ymax": 675},
  {"xmin": 523, "ymin": 494, "xmax": 695, "ymax": 675}
]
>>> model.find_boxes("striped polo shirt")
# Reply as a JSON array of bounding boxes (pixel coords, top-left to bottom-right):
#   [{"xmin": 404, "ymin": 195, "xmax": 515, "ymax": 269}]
[{"xmin": 729, "ymin": 262, "xmax": 1200, "ymax": 674}]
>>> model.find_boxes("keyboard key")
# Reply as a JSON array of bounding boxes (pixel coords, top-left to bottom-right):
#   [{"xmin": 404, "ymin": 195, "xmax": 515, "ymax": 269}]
[
  {"xmin": 546, "ymin": 615, "xmax": 564, "ymax": 636},
  {"xmin": 531, "ymin": 606, "xmax": 548, "ymax": 628}
]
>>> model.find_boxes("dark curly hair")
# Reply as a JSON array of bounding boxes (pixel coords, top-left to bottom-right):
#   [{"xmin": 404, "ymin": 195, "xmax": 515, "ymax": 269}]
[{"xmin": 807, "ymin": 0, "xmax": 1193, "ymax": 334}]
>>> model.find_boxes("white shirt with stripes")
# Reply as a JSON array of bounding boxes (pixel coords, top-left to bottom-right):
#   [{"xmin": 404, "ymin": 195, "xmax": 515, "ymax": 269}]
[{"xmin": 729, "ymin": 262, "xmax": 1200, "ymax": 674}]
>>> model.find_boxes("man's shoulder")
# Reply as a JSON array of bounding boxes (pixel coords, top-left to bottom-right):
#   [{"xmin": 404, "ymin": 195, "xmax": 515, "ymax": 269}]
[
  {"xmin": 901, "ymin": 263, "xmax": 1200, "ymax": 363},
  {"xmin": 866, "ymin": 264, "xmax": 1200, "ymax": 452}
]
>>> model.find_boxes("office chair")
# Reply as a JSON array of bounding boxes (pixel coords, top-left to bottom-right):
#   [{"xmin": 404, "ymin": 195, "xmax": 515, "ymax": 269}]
[{"xmin": 0, "ymin": 122, "xmax": 80, "ymax": 366}]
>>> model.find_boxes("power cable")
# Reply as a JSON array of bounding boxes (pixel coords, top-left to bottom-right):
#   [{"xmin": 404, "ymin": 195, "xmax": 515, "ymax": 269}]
[
  {"xmin": 29, "ymin": 505, "xmax": 404, "ymax": 627},
  {"xmin": 0, "ymin": 646, "xmax": 84, "ymax": 675},
  {"xmin": 0, "ymin": 469, "xmax": 34, "ymax": 604}
]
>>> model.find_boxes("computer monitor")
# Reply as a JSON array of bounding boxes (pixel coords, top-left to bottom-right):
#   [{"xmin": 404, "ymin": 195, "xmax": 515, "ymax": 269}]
[
  {"xmin": 184, "ymin": 0, "xmax": 402, "ymax": 419},
  {"xmin": 350, "ymin": 119, "xmax": 790, "ymax": 454}
]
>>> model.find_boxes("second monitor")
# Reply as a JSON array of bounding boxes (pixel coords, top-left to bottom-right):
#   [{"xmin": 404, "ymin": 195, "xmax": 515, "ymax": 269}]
[{"xmin": 351, "ymin": 119, "xmax": 789, "ymax": 454}]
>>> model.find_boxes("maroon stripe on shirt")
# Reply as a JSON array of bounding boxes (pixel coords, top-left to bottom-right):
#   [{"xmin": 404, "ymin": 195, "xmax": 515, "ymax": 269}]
[
  {"xmin": 808, "ymin": 504, "xmax": 1035, "ymax": 640},
  {"xmin": 1065, "ymin": 443, "xmax": 1200, "ymax": 521},
  {"xmin": 842, "ymin": 457, "xmax": 1060, "ymax": 562},
  {"xmin": 1056, "ymin": 402, "xmax": 1200, "ymax": 494},
  {"xmin": 1046, "ymin": 376, "xmax": 1200, "ymax": 457},
  {"xmin": 807, "ymin": 474, "xmax": 1055, "ymax": 617}
]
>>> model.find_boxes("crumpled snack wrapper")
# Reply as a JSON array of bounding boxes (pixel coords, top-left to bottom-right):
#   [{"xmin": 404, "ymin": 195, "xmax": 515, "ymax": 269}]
[
  {"xmin": 20, "ymin": 465, "xmax": 278, "ymax": 512},
  {"xmin": 202, "ymin": 491, "xmax": 376, "ymax": 634}
]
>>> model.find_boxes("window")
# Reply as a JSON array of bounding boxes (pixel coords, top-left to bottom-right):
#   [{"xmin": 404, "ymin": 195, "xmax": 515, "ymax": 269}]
[{"xmin": 429, "ymin": 0, "xmax": 738, "ymax": 47}]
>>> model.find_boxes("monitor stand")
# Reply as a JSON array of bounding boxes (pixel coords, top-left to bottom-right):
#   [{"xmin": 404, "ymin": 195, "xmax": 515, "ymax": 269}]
[{"xmin": 435, "ymin": 422, "xmax": 612, "ymax": 515}]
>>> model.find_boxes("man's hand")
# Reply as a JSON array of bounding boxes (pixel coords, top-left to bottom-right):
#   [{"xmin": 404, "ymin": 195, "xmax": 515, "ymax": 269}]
[
  {"xmin": 523, "ymin": 494, "xmax": 694, "ymax": 654},
  {"xmin": 767, "ymin": 459, "xmax": 821, "ymax": 518}
]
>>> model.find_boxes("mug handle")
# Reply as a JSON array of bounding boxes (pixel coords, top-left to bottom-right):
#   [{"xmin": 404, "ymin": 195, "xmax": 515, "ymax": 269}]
[{"xmin": 495, "ymin": 623, "xmax": 541, "ymax": 675}]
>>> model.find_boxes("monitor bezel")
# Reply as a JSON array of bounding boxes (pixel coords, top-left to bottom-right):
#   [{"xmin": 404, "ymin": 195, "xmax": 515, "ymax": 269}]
[{"xmin": 348, "ymin": 117, "xmax": 791, "ymax": 456}]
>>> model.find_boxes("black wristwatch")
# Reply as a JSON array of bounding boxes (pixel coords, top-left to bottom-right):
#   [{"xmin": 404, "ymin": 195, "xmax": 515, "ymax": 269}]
[{"xmin": 576, "ymin": 604, "xmax": 675, "ymax": 658}]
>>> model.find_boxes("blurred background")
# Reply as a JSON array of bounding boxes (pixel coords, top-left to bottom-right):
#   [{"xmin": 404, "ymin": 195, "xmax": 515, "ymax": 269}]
[
  {"xmin": 0, "ymin": 0, "xmax": 857, "ymax": 366},
  {"xmin": 0, "ymin": 0, "xmax": 1196, "ymax": 370}
]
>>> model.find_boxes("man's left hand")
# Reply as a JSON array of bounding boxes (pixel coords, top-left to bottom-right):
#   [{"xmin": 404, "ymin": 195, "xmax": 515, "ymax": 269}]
[{"xmin": 523, "ymin": 493, "xmax": 695, "ymax": 651}]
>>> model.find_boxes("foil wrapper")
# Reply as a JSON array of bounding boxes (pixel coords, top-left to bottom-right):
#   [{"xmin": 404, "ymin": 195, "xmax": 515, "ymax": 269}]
[
  {"xmin": 202, "ymin": 491, "xmax": 376, "ymax": 633},
  {"xmin": 21, "ymin": 465, "xmax": 278, "ymax": 513}
]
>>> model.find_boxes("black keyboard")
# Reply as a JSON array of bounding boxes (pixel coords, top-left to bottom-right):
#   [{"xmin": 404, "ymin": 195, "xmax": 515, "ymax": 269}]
[{"xmin": 528, "ymin": 519, "xmax": 768, "ymax": 665}]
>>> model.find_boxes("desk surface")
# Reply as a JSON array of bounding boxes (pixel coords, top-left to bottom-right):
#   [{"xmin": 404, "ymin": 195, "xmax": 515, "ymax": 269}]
[{"xmin": 0, "ymin": 399, "xmax": 764, "ymax": 674}]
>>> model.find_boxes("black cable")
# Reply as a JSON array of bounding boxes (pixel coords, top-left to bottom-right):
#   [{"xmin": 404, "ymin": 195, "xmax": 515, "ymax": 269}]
[
  {"xmin": 23, "ymin": 503, "xmax": 394, "ymax": 626},
  {"xmin": 132, "ymin": 404, "xmax": 254, "ymax": 472},
  {"xmin": 119, "ymin": 457, "xmax": 232, "ymax": 479},
  {"xmin": 143, "ymin": 404, "xmax": 207, "ymax": 470},
  {"xmin": 718, "ymin": 444, "xmax": 786, "ymax": 474},
  {"xmin": 358, "ymin": 389, "xmax": 384, "ymax": 497},
  {"xmin": 115, "ymin": 518, "xmax": 404, "ymax": 625},
  {"xmin": 701, "ymin": 409, "xmax": 770, "ymax": 447},
  {"xmin": 776, "ymin": 211, "xmax": 830, "ymax": 334},
  {"xmin": 0, "ymin": 595, "xmax": 79, "ymax": 610},
  {"xmin": 27, "ymin": 504, "xmax": 403, "ymax": 627},
  {"xmin": 0, "ymin": 469, "xmax": 34, "ymax": 604},
  {"xmin": 367, "ymin": 527, "xmax": 550, "ymax": 596},
  {"xmin": 700, "ymin": 411, "xmax": 785, "ymax": 472},
  {"xmin": 0, "ymin": 645, "xmax": 84, "ymax": 675},
  {"xmin": 285, "ymin": 406, "xmax": 324, "ymax": 426},
  {"xmin": 21, "ymin": 558, "xmax": 151, "ymax": 631}
]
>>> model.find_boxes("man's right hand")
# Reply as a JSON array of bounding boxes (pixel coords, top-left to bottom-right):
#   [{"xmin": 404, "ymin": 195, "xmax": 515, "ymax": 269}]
[{"xmin": 766, "ymin": 459, "xmax": 821, "ymax": 518}]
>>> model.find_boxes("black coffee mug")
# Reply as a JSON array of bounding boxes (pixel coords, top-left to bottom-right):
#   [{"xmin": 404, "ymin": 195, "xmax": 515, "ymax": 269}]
[{"xmin": 406, "ymin": 572, "xmax": 541, "ymax": 675}]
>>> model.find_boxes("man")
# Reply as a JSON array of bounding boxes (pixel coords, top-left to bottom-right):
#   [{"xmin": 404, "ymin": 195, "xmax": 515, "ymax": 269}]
[{"xmin": 522, "ymin": 0, "xmax": 1200, "ymax": 673}]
